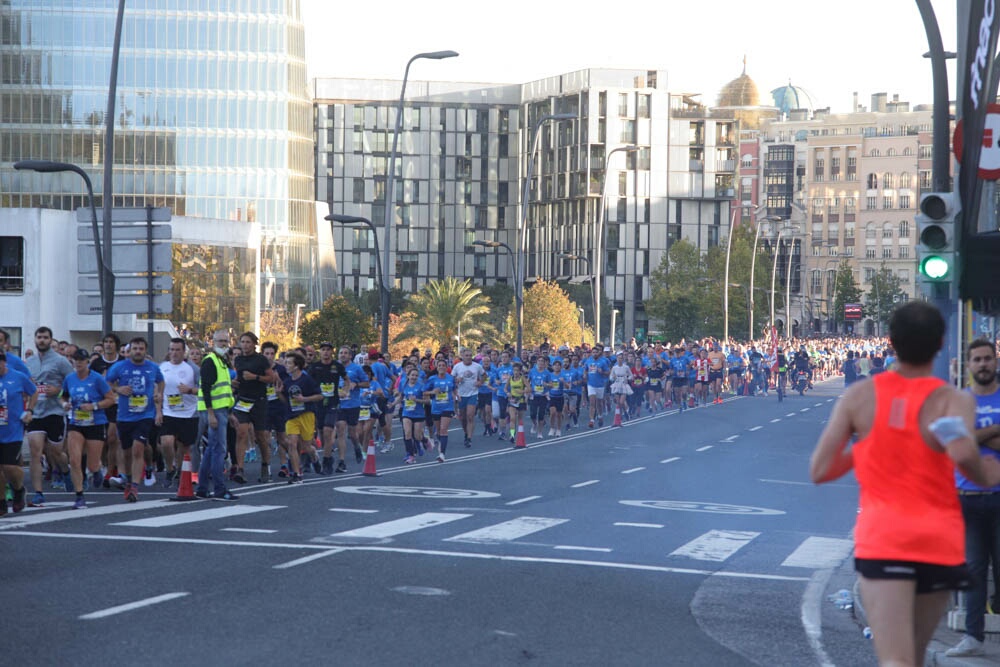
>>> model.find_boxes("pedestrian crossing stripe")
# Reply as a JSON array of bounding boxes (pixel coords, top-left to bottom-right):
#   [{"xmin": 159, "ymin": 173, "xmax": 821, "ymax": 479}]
[
  {"xmin": 445, "ymin": 517, "xmax": 568, "ymax": 544},
  {"xmin": 112, "ymin": 505, "xmax": 285, "ymax": 528},
  {"xmin": 328, "ymin": 512, "xmax": 471, "ymax": 539},
  {"xmin": 780, "ymin": 536, "xmax": 853, "ymax": 569},
  {"xmin": 669, "ymin": 530, "xmax": 760, "ymax": 562}
]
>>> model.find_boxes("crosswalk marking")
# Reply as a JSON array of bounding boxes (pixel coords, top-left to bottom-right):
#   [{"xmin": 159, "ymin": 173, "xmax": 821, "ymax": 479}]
[
  {"xmin": 329, "ymin": 512, "xmax": 470, "ymax": 539},
  {"xmin": 780, "ymin": 537, "xmax": 854, "ymax": 569},
  {"xmin": 0, "ymin": 499, "xmax": 173, "ymax": 530},
  {"xmin": 669, "ymin": 530, "xmax": 760, "ymax": 562},
  {"xmin": 445, "ymin": 517, "xmax": 568, "ymax": 544},
  {"xmin": 112, "ymin": 505, "xmax": 284, "ymax": 528}
]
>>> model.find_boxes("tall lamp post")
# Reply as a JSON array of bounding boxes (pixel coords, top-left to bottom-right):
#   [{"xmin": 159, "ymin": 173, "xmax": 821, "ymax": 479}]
[
  {"xmin": 747, "ymin": 214, "xmax": 781, "ymax": 340},
  {"xmin": 327, "ymin": 213, "xmax": 387, "ymax": 335},
  {"xmin": 472, "ymin": 240, "xmax": 515, "ymax": 281},
  {"xmin": 577, "ymin": 307, "xmax": 585, "ymax": 345},
  {"xmin": 517, "ymin": 112, "xmax": 576, "ymax": 358},
  {"xmin": 14, "ymin": 160, "xmax": 115, "ymax": 335},
  {"xmin": 723, "ymin": 204, "xmax": 765, "ymax": 342},
  {"xmin": 594, "ymin": 144, "xmax": 637, "ymax": 346},
  {"xmin": 293, "ymin": 303, "xmax": 306, "ymax": 343},
  {"xmin": 769, "ymin": 225, "xmax": 799, "ymax": 338},
  {"xmin": 383, "ymin": 49, "xmax": 458, "ymax": 354},
  {"xmin": 557, "ymin": 252, "xmax": 595, "ymax": 344}
]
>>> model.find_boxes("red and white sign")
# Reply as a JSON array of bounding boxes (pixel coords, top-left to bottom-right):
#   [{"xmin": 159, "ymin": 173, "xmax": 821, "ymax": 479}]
[{"xmin": 953, "ymin": 103, "xmax": 1000, "ymax": 180}]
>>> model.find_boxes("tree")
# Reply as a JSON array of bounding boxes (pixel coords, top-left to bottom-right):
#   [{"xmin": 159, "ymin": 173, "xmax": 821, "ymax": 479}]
[
  {"xmin": 831, "ymin": 261, "xmax": 864, "ymax": 329},
  {"xmin": 394, "ymin": 277, "xmax": 493, "ymax": 350},
  {"xmin": 298, "ymin": 295, "xmax": 376, "ymax": 350},
  {"xmin": 560, "ymin": 281, "xmax": 612, "ymax": 342},
  {"xmin": 479, "ymin": 282, "xmax": 516, "ymax": 342},
  {"xmin": 341, "ymin": 287, "xmax": 409, "ymax": 323},
  {"xmin": 506, "ymin": 279, "xmax": 595, "ymax": 348},
  {"xmin": 645, "ymin": 239, "xmax": 709, "ymax": 341},
  {"xmin": 259, "ymin": 307, "xmax": 299, "ymax": 351},
  {"xmin": 866, "ymin": 263, "xmax": 906, "ymax": 334},
  {"xmin": 387, "ymin": 313, "xmax": 436, "ymax": 361}
]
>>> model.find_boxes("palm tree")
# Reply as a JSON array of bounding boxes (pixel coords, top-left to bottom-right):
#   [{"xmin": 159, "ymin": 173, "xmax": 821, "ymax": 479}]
[{"xmin": 394, "ymin": 277, "xmax": 493, "ymax": 350}]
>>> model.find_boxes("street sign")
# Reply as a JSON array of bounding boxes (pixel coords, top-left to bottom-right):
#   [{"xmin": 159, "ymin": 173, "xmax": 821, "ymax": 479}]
[
  {"xmin": 78, "ymin": 293, "xmax": 172, "ymax": 315},
  {"xmin": 844, "ymin": 303, "xmax": 863, "ymax": 321},
  {"xmin": 78, "ymin": 225, "xmax": 171, "ymax": 242},
  {"xmin": 952, "ymin": 103, "xmax": 1000, "ymax": 180},
  {"xmin": 77, "ymin": 275, "xmax": 173, "ymax": 293},
  {"xmin": 78, "ymin": 243, "xmax": 171, "ymax": 274}
]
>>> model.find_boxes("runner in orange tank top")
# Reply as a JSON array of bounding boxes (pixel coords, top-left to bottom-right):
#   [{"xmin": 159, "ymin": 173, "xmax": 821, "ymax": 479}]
[{"xmin": 810, "ymin": 302, "xmax": 1000, "ymax": 667}]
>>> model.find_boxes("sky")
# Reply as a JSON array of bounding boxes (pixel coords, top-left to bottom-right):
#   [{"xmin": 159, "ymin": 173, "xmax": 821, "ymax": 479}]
[{"xmin": 301, "ymin": 0, "xmax": 960, "ymax": 113}]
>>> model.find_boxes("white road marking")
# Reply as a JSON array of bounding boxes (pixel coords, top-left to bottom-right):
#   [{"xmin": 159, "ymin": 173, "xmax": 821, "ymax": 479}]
[
  {"xmin": 329, "ymin": 512, "xmax": 471, "ymax": 539},
  {"xmin": 273, "ymin": 549, "xmax": 344, "ymax": 570},
  {"xmin": 802, "ymin": 571, "xmax": 837, "ymax": 667},
  {"xmin": 770, "ymin": 418, "xmax": 782, "ymax": 423},
  {"xmin": 781, "ymin": 537, "xmax": 854, "ymax": 569},
  {"xmin": 621, "ymin": 467, "xmax": 645, "ymax": 474},
  {"xmin": 786, "ymin": 413, "xmax": 795, "ymax": 417},
  {"xmin": 112, "ymin": 505, "xmax": 284, "ymax": 528},
  {"xmin": 79, "ymin": 592, "xmax": 189, "ymax": 620},
  {"xmin": 571, "ymin": 480, "xmax": 599, "ymax": 488},
  {"xmin": 814, "ymin": 403, "xmax": 823, "ymax": 407},
  {"xmin": 505, "ymin": 496, "xmax": 541, "ymax": 506},
  {"xmin": 445, "ymin": 517, "xmax": 568, "ymax": 543},
  {"xmin": 329, "ymin": 508, "xmax": 379, "ymax": 514},
  {"xmin": 614, "ymin": 522, "xmax": 663, "ymax": 529},
  {"xmin": 827, "ymin": 399, "xmax": 834, "ymax": 403},
  {"xmin": 749, "ymin": 426, "xmax": 762, "ymax": 432},
  {"xmin": 721, "ymin": 435, "xmax": 739, "ymax": 442},
  {"xmin": 220, "ymin": 528, "xmax": 276, "ymax": 534},
  {"xmin": 800, "ymin": 408, "xmax": 810, "ymax": 413},
  {"xmin": 554, "ymin": 545, "xmax": 613, "ymax": 553},
  {"xmin": 759, "ymin": 478, "xmax": 855, "ymax": 489},
  {"xmin": 695, "ymin": 446, "xmax": 712, "ymax": 452},
  {"xmin": 660, "ymin": 457, "xmax": 680, "ymax": 463},
  {"xmin": 669, "ymin": 530, "xmax": 761, "ymax": 562},
  {"xmin": 0, "ymin": 530, "xmax": 811, "ymax": 582},
  {"xmin": 0, "ymin": 499, "xmax": 173, "ymax": 530}
]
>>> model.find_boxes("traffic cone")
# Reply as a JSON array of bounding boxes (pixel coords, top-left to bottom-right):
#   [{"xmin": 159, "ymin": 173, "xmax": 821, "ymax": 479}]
[
  {"xmin": 362, "ymin": 442, "xmax": 378, "ymax": 477},
  {"xmin": 169, "ymin": 454, "xmax": 197, "ymax": 501},
  {"xmin": 514, "ymin": 416, "xmax": 527, "ymax": 449},
  {"xmin": 613, "ymin": 406, "xmax": 623, "ymax": 427}
]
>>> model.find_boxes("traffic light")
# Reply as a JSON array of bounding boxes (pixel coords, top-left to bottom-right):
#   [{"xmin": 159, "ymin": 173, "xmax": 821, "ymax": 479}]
[{"xmin": 916, "ymin": 192, "xmax": 958, "ymax": 284}]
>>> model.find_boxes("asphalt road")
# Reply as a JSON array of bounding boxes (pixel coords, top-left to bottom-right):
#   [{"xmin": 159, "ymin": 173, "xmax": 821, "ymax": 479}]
[{"xmin": 1, "ymin": 379, "xmax": 877, "ymax": 666}]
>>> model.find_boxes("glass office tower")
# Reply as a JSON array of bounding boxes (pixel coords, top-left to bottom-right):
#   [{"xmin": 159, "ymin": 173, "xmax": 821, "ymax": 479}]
[{"xmin": 0, "ymin": 0, "xmax": 319, "ymax": 327}]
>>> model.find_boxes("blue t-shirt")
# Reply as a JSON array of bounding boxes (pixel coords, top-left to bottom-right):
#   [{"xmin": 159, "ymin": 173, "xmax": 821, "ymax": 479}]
[
  {"xmin": 107, "ymin": 359, "xmax": 164, "ymax": 423},
  {"xmin": 568, "ymin": 367, "xmax": 584, "ymax": 394},
  {"xmin": 62, "ymin": 370, "xmax": 112, "ymax": 426},
  {"xmin": 423, "ymin": 374, "xmax": 456, "ymax": 414},
  {"xmin": 726, "ymin": 353, "xmax": 743, "ymax": 370},
  {"xmin": 958, "ymin": 387, "xmax": 1000, "ymax": 492},
  {"xmin": 400, "ymin": 382, "xmax": 425, "ymax": 419},
  {"xmin": 527, "ymin": 368, "xmax": 552, "ymax": 397},
  {"xmin": 478, "ymin": 368, "xmax": 495, "ymax": 395},
  {"xmin": 0, "ymin": 368, "xmax": 37, "ymax": 443},
  {"xmin": 554, "ymin": 370, "xmax": 575, "ymax": 398},
  {"xmin": 581, "ymin": 357, "xmax": 610, "ymax": 388},
  {"xmin": 684, "ymin": 353, "xmax": 697, "ymax": 379},
  {"xmin": 371, "ymin": 361, "xmax": 392, "ymax": 390},
  {"xmin": 494, "ymin": 364, "xmax": 513, "ymax": 398},
  {"xmin": 360, "ymin": 379, "xmax": 381, "ymax": 410},
  {"xmin": 283, "ymin": 372, "xmax": 320, "ymax": 415},
  {"xmin": 5, "ymin": 353, "xmax": 29, "ymax": 377},
  {"xmin": 669, "ymin": 357, "xmax": 688, "ymax": 376},
  {"xmin": 338, "ymin": 362, "xmax": 368, "ymax": 409}
]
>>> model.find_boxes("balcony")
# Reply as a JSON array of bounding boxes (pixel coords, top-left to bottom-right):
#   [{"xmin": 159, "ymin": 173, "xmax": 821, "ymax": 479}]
[
  {"xmin": 689, "ymin": 159, "xmax": 704, "ymax": 171},
  {"xmin": 718, "ymin": 159, "xmax": 736, "ymax": 171}
]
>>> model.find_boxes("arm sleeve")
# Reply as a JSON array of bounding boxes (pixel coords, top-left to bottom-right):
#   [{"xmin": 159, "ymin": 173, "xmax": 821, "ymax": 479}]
[{"xmin": 200, "ymin": 358, "xmax": 218, "ymax": 408}]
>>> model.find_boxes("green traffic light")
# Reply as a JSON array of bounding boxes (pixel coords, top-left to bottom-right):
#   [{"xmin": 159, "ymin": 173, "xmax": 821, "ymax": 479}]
[{"xmin": 920, "ymin": 255, "xmax": 950, "ymax": 280}]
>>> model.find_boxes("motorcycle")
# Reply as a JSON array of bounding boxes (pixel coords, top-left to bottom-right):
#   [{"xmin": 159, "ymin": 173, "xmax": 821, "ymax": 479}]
[{"xmin": 793, "ymin": 369, "xmax": 809, "ymax": 396}]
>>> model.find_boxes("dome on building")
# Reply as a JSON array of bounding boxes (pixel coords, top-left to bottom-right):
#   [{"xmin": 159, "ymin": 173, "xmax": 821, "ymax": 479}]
[
  {"xmin": 771, "ymin": 82, "xmax": 815, "ymax": 115},
  {"xmin": 717, "ymin": 68, "xmax": 760, "ymax": 108}
]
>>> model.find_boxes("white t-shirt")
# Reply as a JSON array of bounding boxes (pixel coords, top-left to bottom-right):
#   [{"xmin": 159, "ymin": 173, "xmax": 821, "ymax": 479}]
[
  {"xmin": 451, "ymin": 361, "xmax": 485, "ymax": 398},
  {"xmin": 160, "ymin": 360, "xmax": 198, "ymax": 418}
]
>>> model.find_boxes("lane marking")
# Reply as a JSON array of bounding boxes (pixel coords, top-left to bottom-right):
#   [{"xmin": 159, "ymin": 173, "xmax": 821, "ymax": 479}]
[
  {"xmin": 786, "ymin": 413, "xmax": 796, "ymax": 417},
  {"xmin": 571, "ymin": 480, "xmax": 599, "ymax": 488},
  {"xmin": 554, "ymin": 545, "xmax": 613, "ymax": 553},
  {"xmin": 112, "ymin": 505, "xmax": 284, "ymax": 528},
  {"xmin": 827, "ymin": 399, "xmax": 834, "ymax": 403},
  {"xmin": 445, "ymin": 517, "xmax": 568, "ymax": 543},
  {"xmin": 695, "ymin": 446, "xmax": 712, "ymax": 452},
  {"xmin": 770, "ymin": 418, "xmax": 782, "ymax": 423},
  {"xmin": 621, "ymin": 467, "xmax": 645, "ymax": 474},
  {"xmin": 79, "ymin": 592, "xmax": 189, "ymax": 620},
  {"xmin": 814, "ymin": 403, "xmax": 823, "ymax": 407},
  {"xmin": 220, "ymin": 528, "xmax": 276, "ymax": 534},
  {"xmin": 759, "ymin": 478, "xmax": 855, "ymax": 489},
  {"xmin": 800, "ymin": 408, "xmax": 810, "ymax": 413},
  {"xmin": 505, "ymin": 496, "xmax": 541, "ymax": 506},
  {"xmin": 0, "ymin": 498, "xmax": 173, "ymax": 530},
  {"xmin": 328, "ymin": 512, "xmax": 470, "ymax": 539},
  {"xmin": 273, "ymin": 549, "xmax": 344, "ymax": 570},
  {"xmin": 0, "ymin": 530, "xmax": 810, "ymax": 582},
  {"xmin": 802, "ymin": 571, "xmax": 837, "ymax": 667},
  {"xmin": 721, "ymin": 435, "xmax": 739, "ymax": 442},
  {"xmin": 614, "ymin": 522, "xmax": 663, "ymax": 529},
  {"xmin": 660, "ymin": 457, "xmax": 680, "ymax": 463},
  {"xmin": 669, "ymin": 530, "xmax": 760, "ymax": 562},
  {"xmin": 749, "ymin": 426, "xmax": 762, "ymax": 432},
  {"xmin": 329, "ymin": 508, "xmax": 379, "ymax": 514},
  {"xmin": 781, "ymin": 537, "xmax": 854, "ymax": 569}
]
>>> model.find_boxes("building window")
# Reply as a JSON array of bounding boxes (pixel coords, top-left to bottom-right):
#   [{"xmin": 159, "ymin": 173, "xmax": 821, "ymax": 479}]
[
  {"xmin": 867, "ymin": 173, "xmax": 878, "ymax": 189},
  {"xmin": 899, "ymin": 194, "xmax": 911, "ymax": 209},
  {"xmin": 353, "ymin": 178, "xmax": 365, "ymax": 204},
  {"xmin": 474, "ymin": 254, "xmax": 486, "ymax": 278},
  {"xmin": 0, "ymin": 237, "xmax": 24, "ymax": 292},
  {"xmin": 882, "ymin": 225, "xmax": 893, "ymax": 239},
  {"xmin": 844, "ymin": 246, "xmax": 854, "ymax": 256},
  {"xmin": 866, "ymin": 248, "xmax": 877, "ymax": 259},
  {"xmin": 898, "ymin": 220, "xmax": 910, "ymax": 237},
  {"xmin": 900, "ymin": 269, "xmax": 910, "ymax": 283},
  {"xmin": 397, "ymin": 252, "xmax": 418, "ymax": 278},
  {"xmin": 620, "ymin": 120, "xmax": 636, "ymax": 143},
  {"xmin": 618, "ymin": 93, "xmax": 629, "ymax": 117},
  {"xmin": 637, "ymin": 147, "xmax": 651, "ymax": 170},
  {"xmin": 883, "ymin": 173, "xmax": 895, "ymax": 189},
  {"xmin": 899, "ymin": 245, "xmax": 910, "ymax": 259},
  {"xmin": 866, "ymin": 196, "xmax": 877, "ymax": 210},
  {"xmin": 864, "ymin": 267, "xmax": 876, "ymax": 283},
  {"xmin": 882, "ymin": 195, "xmax": 894, "ymax": 209},
  {"xmin": 637, "ymin": 94, "xmax": 650, "ymax": 118},
  {"xmin": 353, "ymin": 228, "xmax": 371, "ymax": 250},
  {"xmin": 882, "ymin": 247, "xmax": 893, "ymax": 259}
]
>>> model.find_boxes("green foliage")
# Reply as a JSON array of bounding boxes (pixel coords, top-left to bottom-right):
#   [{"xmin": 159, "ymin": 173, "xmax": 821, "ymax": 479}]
[
  {"xmin": 831, "ymin": 261, "xmax": 864, "ymax": 327},
  {"xmin": 341, "ymin": 287, "xmax": 408, "ymax": 321},
  {"xmin": 866, "ymin": 263, "xmax": 906, "ymax": 329},
  {"xmin": 560, "ymin": 281, "xmax": 612, "ymax": 342},
  {"xmin": 645, "ymin": 239, "xmax": 710, "ymax": 341},
  {"xmin": 395, "ymin": 277, "xmax": 493, "ymax": 349},
  {"xmin": 479, "ymin": 282, "xmax": 516, "ymax": 342},
  {"xmin": 505, "ymin": 279, "xmax": 595, "ymax": 347},
  {"xmin": 298, "ymin": 295, "xmax": 377, "ymax": 349}
]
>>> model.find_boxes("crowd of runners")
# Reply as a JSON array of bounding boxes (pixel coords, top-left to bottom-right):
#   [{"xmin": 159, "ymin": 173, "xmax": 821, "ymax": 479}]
[{"xmin": 0, "ymin": 324, "xmax": 892, "ymax": 512}]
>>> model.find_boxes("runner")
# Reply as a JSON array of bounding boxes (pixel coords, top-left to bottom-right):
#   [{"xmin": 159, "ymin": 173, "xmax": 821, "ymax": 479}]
[
  {"xmin": 279, "ymin": 352, "xmax": 323, "ymax": 483},
  {"xmin": 307, "ymin": 342, "xmax": 347, "ymax": 475},
  {"xmin": 477, "ymin": 355, "xmax": 495, "ymax": 437},
  {"xmin": 670, "ymin": 348, "xmax": 690, "ymax": 412},
  {"xmin": 398, "ymin": 367, "xmax": 427, "ymax": 464},
  {"xmin": 726, "ymin": 345, "xmax": 745, "ymax": 397},
  {"xmin": 424, "ymin": 359, "xmax": 456, "ymax": 462},
  {"xmin": 261, "ymin": 342, "xmax": 290, "ymax": 479},
  {"xmin": 357, "ymin": 365, "xmax": 384, "ymax": 456},
  {"xmin": 581, "ymin": 346, "xmax": 610, "ymax": 428},
  {"xmin": 230, "ymin": 332, "xmax": 275, "ymax": 484},
  {"xmin": 694, "ymin": 348, "xmax": 710, "ymax": 406},
  {"xmin": 158, "ymin": 338, "xmax": 200, "ymax": 488},
  {"xmin": 548, "ymin": 359, "xmax": 568, "ymax": 436},
  {"xmin": 505, "ymin": 361, "xmax": 527, "ymax": 442},
  {"xmin": 494, "ymin": 351, "xmax": 513, "ymax": 441},
  {"xmin": 369, "ymin": 352, "xmax": 395, "ymax": 452},
  {"xmin": 707, "ymin": 343, "xmax": 727, "ymax": 404},
  {"xmin": 334, "ymin": 345, "xmax": 368, "ymax": 472},
  {"xmin": 451, "ymin": 347, "xmax": 485, "ymax": 448},
  {"xmin": 60, "ymin": 348, "xmax": 115, "ymax": 508},
  {"xmin": 527, "ymin": 356, "xmax": 552, "ymax": 439},
  {"xmin": 0, "ymin": 350, "xmax": 37, "ymax": 516},
  {"xmin": 25, "ymin": 326, "xmax": 74, "ymax": 506},
  {"xmin": 609, "ymin": 354, "xmax": 633, "ymax": 421},
  {"xmin": 564, "ymin": 353, "xmax": 583, "ymax": 428},
  {"xmin": 646, "ymin": 356, "xmax": 666, "ymax": 412}
]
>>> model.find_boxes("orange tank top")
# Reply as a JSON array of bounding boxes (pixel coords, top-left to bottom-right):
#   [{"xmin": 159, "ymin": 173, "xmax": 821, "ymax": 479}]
[{"xmin": 853, "ymin": 372, "xmax": 964, "ymax": 565}]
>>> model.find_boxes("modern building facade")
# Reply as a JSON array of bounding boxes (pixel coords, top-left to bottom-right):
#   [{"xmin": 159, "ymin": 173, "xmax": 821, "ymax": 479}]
[
  {"xmin": 316, "ymin": 68, "xmax": 737, "ymax": 342},
  {"xmin": 0, "ymin": 0, "xmax": 328, "ymax": 339}
]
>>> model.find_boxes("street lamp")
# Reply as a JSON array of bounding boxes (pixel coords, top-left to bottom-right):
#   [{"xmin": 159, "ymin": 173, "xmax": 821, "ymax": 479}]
[
  {"xmin": 577, "ymin": 306, "xmax": 585, "ymax": 345},
  {"xmin": 14, "ymin": 160, "xmax": 115, "ymax": 335},
  {"xmin": 383, "ymin": 49, "xmax": 458, "ymax": 354},
  {"xmin": 769, "ymin": 225, "xmax": 800, "ymax": 338},
  {"xmin": 594, "ymin": 144, "xmax": 637, "ymax": 346},
  {"xmin": 610, "ymin": 309, "xmax": 620, "ymax": 348},
  {"xmin": 472, "ymin": 240, "xmax": 515, "ymax": 281},
  {"xmin": 748, "ymin": 214, "xmax": 781, "ymax": 340},
  {"xmin": 558, "ymin": 252, "xmax": 595, "ymax": 345},
  {"xmin": 723, "ymin": 204, "xmax": 765, "ymax": 342},
  {"xmin": 327, "ymin": 213, "xmax": 387, "ymax": 336},
  {"xmin": 293, "ymin": 303, "xmax": 306, "ymax": 343},
  {"xmin": 517, "ymin": 112, "xmax": 576, "ymax": 358}
]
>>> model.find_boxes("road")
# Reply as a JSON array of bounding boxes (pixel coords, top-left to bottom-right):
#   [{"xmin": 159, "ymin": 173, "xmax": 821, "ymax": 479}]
[{"xmin": 1, "ymin": 379, "xmax": 877, "ymax": 666}]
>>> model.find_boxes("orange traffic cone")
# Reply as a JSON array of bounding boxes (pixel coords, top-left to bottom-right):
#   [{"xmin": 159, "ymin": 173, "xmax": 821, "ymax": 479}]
[
  {"xmin": 514, "ymin": 416, "xmax": 527, "ymax": 449},
  {"xmin": 362, "ymin": 442, "xmax": 378, "ymax": 477},
  {"xmin": 613, "ymin": 406, "xmax": 623, "ymax": 427},
  {"xmin": 169, "ymin": 454, "xmax": 197, "ymax": 501}
]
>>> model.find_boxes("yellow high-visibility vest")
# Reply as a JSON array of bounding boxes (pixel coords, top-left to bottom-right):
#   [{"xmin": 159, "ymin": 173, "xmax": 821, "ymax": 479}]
[{"xmin": 196, "ymin": 352, "xmax": 235, "ymax": 411}]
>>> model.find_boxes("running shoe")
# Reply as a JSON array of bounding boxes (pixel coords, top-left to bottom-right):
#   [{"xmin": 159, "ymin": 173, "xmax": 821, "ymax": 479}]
[
  {"xmin": 464, "ymin": 437, "xmax": 472, "ymax": 449},
  {"xmin": 108, "ymin": 474, "xmax": 127, "ymax": 489},
  {"xmin": 436, "ymin": 453, "xmax": 446, "ymax": 463},
  {"xmin": 404, "ymin": 456, "xmax": 416, "ymax": 464},
  {"xmin": 232, "ymin": 469, "xmax": 247, "ymax": 484},
  {"xmin": 28, "ymin": 492, "xmax": 45, "ymax": 507},
  {"xmin": 12, "ymin": 487, "xmax": 25, "ymax": 513},
  {"xmin": 124, "ymin": 485, "xmax": 138, "ymax": 503},
  {"xmin": 424, "ymin": 439, "xmax": 435, "ymax": 452},
  {"xmin": 143, "ymin": 467, "xmax": 156, "ymax": 487},
  {"xmin": 213, "ymin": 491, "xmax": 239, "ymax": 501},
  {"xmin": 73, "ymin": 496, "xmax": 86, "ymax": 510},
  {"xmin": 91, "ymin": 471, "xmax": 104, "ymax": 491},
  {"xmin": 335, "ymin": 460, "xmax": 347, "ymax": 474},
  {"xmin": 258, "ymin": 464, "xmax": 271, "ymax": 483},
  {"xmin": 598, "ymin": 417, "xmax": 604, "ymax": 427},
  {"xmin": 288, "ymin": 474, "xmax": 303, "ymax": 485},
  {"xmin": 547, "ymin": 428, "xmax": 555, "ymax": 437},
  {"xmin": 194, "ymin": 489, "xmax": 210, "ymax": 499},
  {"xmin": 277, "ymin": 466, "xmax": 289, "ymax": 478},
  {"xmin": 354, "ymin": 445, "xmax": 364, "ymax": 464},
  {"xmin": 311, "ymin": 460, "xmax": 323, "ymax": 474},
  {"xmin": 537, "ymin": 432, "xmax": 543, "ymax": 440}
]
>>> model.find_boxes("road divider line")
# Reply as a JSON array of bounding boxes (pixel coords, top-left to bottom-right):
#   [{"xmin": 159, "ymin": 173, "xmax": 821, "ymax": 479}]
[
  {"xmin": 800, "ymin": 408, "xmax": 810, "ymax": 413},
  {"xmin": 571, "ymin": 480, "xmax": 599, "ymax": 488},
  {"xmin": 329, "ymin": 508, "xmax": 379, "ymax": 513},
  {"xmin": 621, "ymin": 467, "xmax": 645, "ymax": 474},
  {"xmin": 79, "ymin": 592, "xmax": 189, "ymax": 620},
  {"xmin": 814, "ymin": 403, "xmax": 823, "ymax": 407},
  {"xmin": 749, "ymin": 426, "xmax": 762, "ymax": 432},
  {"xmin": 614, "ymin": 522, "xmax": 663, "ymax": 529},
  {"xmin": 554, "ymin": 545, "xmax": 613, "ymax": 553},
  {"xmin": 660, "ymin": 457, "xmax": 680, "ymax": 463},
  {"xmin": 505, "ymin": 496, "xmax": 541, "ymax": 506},
  {"xmin": 220, "ymin": 528, "xmax": 276, "ymax": 534},
  {"xmin": 721, "ymin": 435, "xmax": 739, "ymax": 442},
  {"xmin": 786, "ymin": 413, "xmax": 796, "ymax": 417},
  {"xmin": 695, "ymin": 446, "xmax": 712, "ymax": 452},
  {"xmin": 446, "ymin": 517, "xmax": 567, "ymax": 544},
  {"xmin": 112, "ymin": 505, "xmax": 284, "ymax": 528},
  {"xmin": 273, "ymin": 549, "xmax": 344, "ymax": 570},
  {"xmin": 770, "ymin": 419, "xmax": 781, "ymax": 423},
  {"xmin": 0, "ymin": 498, "xmax": 173, "ymax": 530}
]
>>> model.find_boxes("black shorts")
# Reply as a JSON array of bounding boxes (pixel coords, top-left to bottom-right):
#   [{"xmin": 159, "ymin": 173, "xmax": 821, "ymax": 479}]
[
  {"xmin": 477, "ymin": 393, "xmax": 492, "ymax": 409},
  {"xmin": 68, "ymin": 424, "xmax": 107, "ymax": 441},
  {"xmin": 266, "ymin": 400, "xmax": 287, "ymax": 433},
  {"xmin": 548, "ymin": 396, "xmax": 565, "ymax": 412},
  {"xmin": 709, "ymin": 370, "xmax": 724, "ymax": 382},
  {"xmin": 431, "ymin": 410, "xmax": 455, "ymax": 420},
  {"xmin": 337, "ymin": 406, "xmax": 361, "ymax": 426},
  {"xmin": 0, "ymin": 440, "xmax": 22, "ymax": 465},
  {"xmin": 672, "ymin": 377, "xmax": 686, "ymax": 388},
  {"xmin": 232, "ymin": 397, "xmax": 268, "ymax": 430},
  {"xmin": 160, "ymin": 415, "xmax": 199, "ymax": 446},
  {"xmin": 27, "ymin": 413, "xmax": 65, "ymax": 443},
  {"xmin": 402, "ymin": 414, "xmax": 424, "ymax": 424},
  {"xmin": 498, "ymin": 396, "xmax": 509, "ymax": 414},
  {"xmin": 855, "ymin": 558, "xmax": 972, "ymax": 594},
  {"xmin": 106, "ymin": 405, "xmax": 118, "ymax": 423},
  {"xmin": 376, "ymin": 397, "xmax": 389, "ymax": 427},
  {"xmin": 117, "ymin": 419, "xmax": 154, "ymax": 449}
]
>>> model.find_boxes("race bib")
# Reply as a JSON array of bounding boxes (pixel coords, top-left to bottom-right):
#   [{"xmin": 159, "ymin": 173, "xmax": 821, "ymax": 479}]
[
  {"xmin": 650, "ymin": 378, "xmax": 659, "ymax": 385},
  {"xmin": 436, "ymin": 391, "xmax": 448, "ymax": 402},
  {"xmin": 404, "ymin": 398, "xmax": 416, "ymax": 410},
  {"xmin": 290, "ymin": 396, "xmax": 305, "ymax": 413},
  {"xmin": 73, "ymin": 409, "xmax": 94, "ymax": 426},
  {"xmin": 320, "ymin": 382, "xmax": 336, "ymax": 398},
  {"xmin": 533, "ymin": 385, "xmax": 544, "ymax": 393},
  {"xmin": 359, "ymin": 408, "xmax": 371, "ymax": 420},
  {"xmin": 338, "ymin": 384, "xmax": 350, "ymax": 399},
  {"xmin": 266, "ymin": 385, "xmax": 277, "ymax": 401},
  {"xmin": 0, "ymin": 405, "xmax": 8, "ymax": 426},
  {"xmin": 128, "ymin": 395, "xmax": 148, "ymax": 413},
  {"xmin": 167, "ymin": 394, "xmax": 183, "ymax": 408},
  {"xmin": 233, "ymin": 399, "xmax": 254, "ymax": 413}
]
